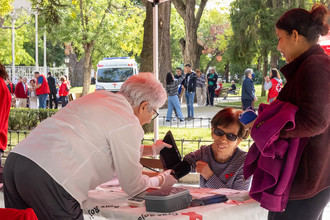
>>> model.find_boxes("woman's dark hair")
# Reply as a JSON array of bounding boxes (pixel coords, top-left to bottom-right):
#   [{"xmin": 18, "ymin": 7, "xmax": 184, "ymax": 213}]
[
  {"xmin": 271, "ymin": 68, "xmax": 280, "ymax": 79},
  {"xmin": 0, "ymin": 64, "xmax": 9, "ymax": 80},
  {"xmin": 276, "ymin": 4, "xmax": 328, "ymax": 43},
  {"xmin": 211, "ymin": 108, "xmax": 246, "ymax": 139},
  {"xmin": 166, "ymin": 72, "xmax": 174, "ymax": 85}
]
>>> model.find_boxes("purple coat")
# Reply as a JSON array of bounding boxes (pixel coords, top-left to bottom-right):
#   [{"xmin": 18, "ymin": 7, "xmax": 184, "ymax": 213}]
[{"xmin": 244, "ymin": 100, "xmax": 308, "ymax": 212}]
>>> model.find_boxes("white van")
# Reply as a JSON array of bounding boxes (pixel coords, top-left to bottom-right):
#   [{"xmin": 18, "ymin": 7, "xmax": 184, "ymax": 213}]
[{"xmin": 95, "ymin": 57, "xmax": 138, "ymax": 92}]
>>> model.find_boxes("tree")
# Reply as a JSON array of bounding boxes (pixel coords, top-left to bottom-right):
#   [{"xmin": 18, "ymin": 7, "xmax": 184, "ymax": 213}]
[
  {"xmin": 139, "ymin": 0, "xmax": 171, "ymax": 85},
  {"xmin": 172, "ymin": 0, "xmax": 208, "ymax": 69},
  {"xmin": 34, "ymin": 0, "xmax": 144, "ymax": 93}
]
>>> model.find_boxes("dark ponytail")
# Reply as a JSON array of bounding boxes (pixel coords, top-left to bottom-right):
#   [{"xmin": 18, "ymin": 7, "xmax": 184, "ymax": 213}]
[
  {"xmin": 276, "ymin": 4, "xmax": 329, "ymax": 43},
  {"xmin": 0, "ymin": 64, "xmax": 9, "ymax": 80}
]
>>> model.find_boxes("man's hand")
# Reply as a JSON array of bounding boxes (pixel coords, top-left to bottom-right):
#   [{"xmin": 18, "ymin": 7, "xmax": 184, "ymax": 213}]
[
  {"xmin": 159, "ymin": 170, "xmax": 177, "ymax": 188},
  {"xmin": 196, "ymin": 161, "xmax": 213, "ymax": 180},
  {"xmin": 152, "ymin": 140, "xmax": 172, "ymax": 155}
]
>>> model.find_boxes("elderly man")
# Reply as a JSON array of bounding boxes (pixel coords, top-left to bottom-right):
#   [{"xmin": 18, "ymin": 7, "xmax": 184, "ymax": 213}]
[
  {"xmin": 241, "ymin": 68, "xmax": 257, "ymax": 110},
  {"xmin": 3, "ymin": 73, "xmax": 176, "ymax": 220},
  {"xmin": 14, "ymin": 77, "xmax": 28, "ymax": 108},
  {"xmin": 206, "ymin": 67, "xmax": 218, "ymax": 106}
]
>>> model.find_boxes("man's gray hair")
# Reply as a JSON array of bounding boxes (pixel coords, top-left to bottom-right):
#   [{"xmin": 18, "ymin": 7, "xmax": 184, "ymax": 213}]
[
  {"xmin": 120, "ymin": 72, "xmax": 167, "ymax": 109},
  {"xmin": 244, "ymin": 68, "xmax": 253, "ymax": 77}
]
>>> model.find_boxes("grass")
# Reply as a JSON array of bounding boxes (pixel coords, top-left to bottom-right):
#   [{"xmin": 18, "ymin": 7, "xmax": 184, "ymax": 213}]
[{"xmin": 70, "ymin": 85, "xmax": 96, "ymax": 94}]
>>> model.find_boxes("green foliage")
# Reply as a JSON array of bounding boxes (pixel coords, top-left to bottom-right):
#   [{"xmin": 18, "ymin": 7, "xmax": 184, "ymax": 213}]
[
  {"xmin": 8, "ymin": 108, "xmax": 58, "ymax": 130},
  {"xmin": 0, "ymin": 0, "xmax": 13, "ymax": 17},
  {"xmin": 0, "ymin": 13, "xmax": 35, "ymax": 65}
]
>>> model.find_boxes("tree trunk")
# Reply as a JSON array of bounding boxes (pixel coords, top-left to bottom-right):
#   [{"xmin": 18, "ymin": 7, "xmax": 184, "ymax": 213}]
[
  {"xmin": 270, "ymin": 51, "xmax": 279, "ymax": 68},
  {"xmin": 64, "ymin": 42, "xmax": 84, "ymax": 87},
  {"xmin": 224, "ymin": 62, "xmax": 229, "ymax": 83},
  {"xmin": 184, "ymin": 15, "xmax": 198, "ymax": 68},
  {"xmin": 261, "ymin": 51, "xmax": 268, "ymax": 97},
  {"xmin": 82, "ymin": 41, "xmax": 94, "ymax": 96},
  {"xmin": 158, "ymin": 1, "xmax": 171, "ymax": 85},
  {"xmin": 140, "ymin": 2, "xmax": 153, "ymax": 72}
]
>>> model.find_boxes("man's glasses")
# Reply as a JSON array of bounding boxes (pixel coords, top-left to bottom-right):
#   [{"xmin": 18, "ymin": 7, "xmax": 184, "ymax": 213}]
[
  {"xmin": 152, "ymin": 109, "xmax": 159, "ymax": 120},
  {"xmin": 213, "ymin": 127, "xmax": 238, "ymax": 142}
]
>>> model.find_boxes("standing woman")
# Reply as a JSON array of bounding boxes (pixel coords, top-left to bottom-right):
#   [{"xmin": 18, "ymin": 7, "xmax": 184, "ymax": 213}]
[
  {"xmin": 165, "ymin": 72, "xmax": 185, "ymax": 122},
  {"xmin": 269, "ymin": 5, "xmax": 330, "ymax": 220},
  {"xmin": 264, "ymin": 68, "xmax": 283, "ymax": 103},
  {"xmin": 0, "ymin": 64, "xmax": 11, "ymax": 168},
  {"xmin": 28, "ymin": 79, "xmax": 38, "ymax": 109},
  {"xmin": 59, "ymin": 76, "xmax": 69, "ymax": 107}
]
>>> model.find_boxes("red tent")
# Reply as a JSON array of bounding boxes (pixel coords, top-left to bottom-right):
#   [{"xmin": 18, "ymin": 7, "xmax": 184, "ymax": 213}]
[{"xmin": 319, "ymin": 31, "xmax": 330, "ymax": 55}]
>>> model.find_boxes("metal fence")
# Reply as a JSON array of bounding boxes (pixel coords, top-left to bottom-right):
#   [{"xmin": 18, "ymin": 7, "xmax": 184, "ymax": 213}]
[
  {"xmin": 158, "ymin": 116, "xmax": 212, "ymax": 128},
  {"xmin": 4, "ymin": 128, "xmax": 254, "ymax": 161}
]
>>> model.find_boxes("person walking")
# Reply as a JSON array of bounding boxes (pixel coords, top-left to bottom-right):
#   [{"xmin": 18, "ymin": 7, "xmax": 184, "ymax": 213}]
[
  {"xmin": 175, "ymin": 67, "xmax": 185, "ymax": 103},
  {"xmin": 165, "ymin": 72, "xmax": 185, "ymax": 122},
  {"xmin": 0, "ymin": 64, "xmax": 11, "ymax": 169},
  {"xmin": 264, "ymin": 68, "xmax": 283, "ymax": 103},
  {"xmin": 6, "ymin": 78, "xmax": 15, "ymax": 107},
  {"xmin": 35, "ymin": 71, "xmax": 50, "ymax": 109},
  {"xmin": 206, "ymin": 67, "xmax": 218, "ymax": 106},
  {"xmin": 241, "ymin": 68, "xmax": 257, "ymax": 110},
  {"xmin": 47, "ymin": 72, "xmax": 58, "ymax": 109},
  {"xmin": 196, "ymin": 69, "xmax": 207, "ymax": 106},
  {"xmin": 183, "ymin": 64, "xmax": 197, "ymax": 120}
]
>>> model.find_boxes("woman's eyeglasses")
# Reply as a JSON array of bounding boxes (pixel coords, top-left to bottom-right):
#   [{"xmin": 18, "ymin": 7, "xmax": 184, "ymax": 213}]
[
  {"xmin": 213, "ymin": 127, "xmax": 238, "ymax": 141},
  {"xmin": 152, "ymin": 109, "xmax": 159, "ymax": 120}
]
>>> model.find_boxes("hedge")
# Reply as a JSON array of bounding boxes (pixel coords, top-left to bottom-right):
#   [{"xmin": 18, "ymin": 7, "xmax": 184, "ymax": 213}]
[{"xmin": 9, "ymin": 108, "xmax": 58, "ymax": 131}]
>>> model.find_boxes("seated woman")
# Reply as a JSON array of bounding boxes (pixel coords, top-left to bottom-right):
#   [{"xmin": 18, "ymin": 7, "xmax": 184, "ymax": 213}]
[{"xmin": 183, "ymin": 108, "xmax": 250, "ymax": 190}]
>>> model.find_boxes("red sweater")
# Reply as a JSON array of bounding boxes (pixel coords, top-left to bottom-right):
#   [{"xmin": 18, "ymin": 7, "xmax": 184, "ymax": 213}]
[
  {"xmin": 0, "ymin": 78, "xmax": 11, "ymax": 151},
  {"xmin": 59, "ymin": 82, "xmax": 69, "ymax": 97},
  {"xmin": 14, "ymin": 81, "xmax": 28, "ymax": 98}
]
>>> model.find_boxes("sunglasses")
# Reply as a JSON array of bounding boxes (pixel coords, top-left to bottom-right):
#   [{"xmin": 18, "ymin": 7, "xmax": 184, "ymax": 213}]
[{"xmin": 213, "ymin": 127, "xmax": 238, "ymax": 141}]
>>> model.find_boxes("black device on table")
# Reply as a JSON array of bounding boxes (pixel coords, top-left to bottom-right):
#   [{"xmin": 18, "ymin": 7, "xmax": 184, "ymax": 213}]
[{"xmin": 159, "ymin": 131, "xmax": 191, "ymax": 179}]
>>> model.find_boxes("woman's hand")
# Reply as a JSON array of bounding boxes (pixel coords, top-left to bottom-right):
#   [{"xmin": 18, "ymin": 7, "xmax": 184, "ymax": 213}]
[{"xmin": 196, "ymin": 161, "xmax": 213, "ymax": 180}]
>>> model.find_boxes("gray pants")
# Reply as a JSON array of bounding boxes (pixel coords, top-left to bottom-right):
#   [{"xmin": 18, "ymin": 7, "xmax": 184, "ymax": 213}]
[{"xmin": 3, "ymin": 153, "xmax": 83, "ymax": 220}]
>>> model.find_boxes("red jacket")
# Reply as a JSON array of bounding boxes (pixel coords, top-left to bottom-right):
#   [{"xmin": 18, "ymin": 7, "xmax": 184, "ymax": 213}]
[
  {"xmin": 267, "ymin": 78, "xmax": 282, "ymax": 102},
  {"xmin": 36, "ymin": 75, "xmax": 50, "ymax": 95},
  {"xmin": 59, "ymin": 82, "xmax": 69, "ymax": 97},
  {"xmin": 0, "ymin": 78, "xmax": 11, "ymax": 151},
  {"xmin": 14, "ymin": 81, "xmax": 28, "ymax": 99}
]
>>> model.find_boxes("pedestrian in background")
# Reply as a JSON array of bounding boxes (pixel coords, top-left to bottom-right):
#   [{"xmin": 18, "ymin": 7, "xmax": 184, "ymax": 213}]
[
  {"xmin": 59, "ymin": 76, "xmax": 69, "ymax": 107},
  {"xmin": 241, "ymin": 68, "xmax": 257, "ymax": 110},
  {"xmin": 14, "ymin": 77, "xmax": 28, "ymax": 108},
  {"xmin": 196, "ymin": 69, "xmax": 207, "ymax": 106},
  {"xmin": 28, "ymin": 79, "xmax": 38, "ymax": 109},
  {"xmin": 47, "ymin": 72, "xmax": 58, "ymax": 109},
  {"xmin": 183, "ymin": 64, "xmax": 197, "ymax": 120},
  {"xmin": 175, "ymin": 67, "xmax": 185, "ymax": 103},
  {"xmin": 206, "ymin": 67, "xmax": 218, "ymax": 106},
  {"xmin": 165, "ymin": 72, "xmax": 185, "ymax": 122},
  {"xmin": 35, "ymin": 71, "xmax": 50, "ymax": 109},
  {"xmin": 264, "ymin": 68, "xmax": 283, "ymax": 103}
]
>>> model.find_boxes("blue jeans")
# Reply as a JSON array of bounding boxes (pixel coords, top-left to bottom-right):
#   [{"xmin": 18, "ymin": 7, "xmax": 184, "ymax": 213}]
[
  {"xmin": 185, "ymin": 91, "xmax": 195, "ymax": 118},
  {"xmin": 38, "ymin": 94, "xmax": 48, "ymax": 109},
  {"xmin": 166, "ymin": 95, "xmax": 184, "ymax": 121},
  {"xmin": 59, "ymin": 96, "xmax": 68, "ymax": 107}
]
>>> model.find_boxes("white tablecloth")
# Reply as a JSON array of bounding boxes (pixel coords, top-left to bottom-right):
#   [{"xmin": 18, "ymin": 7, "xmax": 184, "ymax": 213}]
[{"xmin": 82, "ymin": 184, "xmax": 268, "ymax": 220}]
